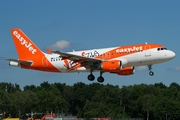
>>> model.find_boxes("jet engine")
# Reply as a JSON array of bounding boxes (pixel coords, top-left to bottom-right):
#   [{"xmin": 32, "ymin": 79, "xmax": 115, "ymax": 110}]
[
  {"xmin": 116, "ymin": 66, "xmax": 135, "ymax": 76},
  {"xmin": 101, "ymin": 60, "xmax": 122, "ymax": 72}
]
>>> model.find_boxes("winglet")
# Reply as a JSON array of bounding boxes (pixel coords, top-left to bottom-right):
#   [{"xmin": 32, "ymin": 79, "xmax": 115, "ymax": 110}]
[{"xmin": 46, "ymin": 48, "xmax": 52, "ymax": 54}]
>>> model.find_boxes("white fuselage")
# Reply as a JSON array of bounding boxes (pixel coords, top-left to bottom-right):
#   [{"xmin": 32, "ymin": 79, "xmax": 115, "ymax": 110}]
[{"xmin": 43, "ymin": 47, "xmax": 175, "ymax": 73}]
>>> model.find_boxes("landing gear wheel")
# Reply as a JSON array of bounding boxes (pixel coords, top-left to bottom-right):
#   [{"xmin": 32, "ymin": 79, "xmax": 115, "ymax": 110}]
[
  {"xmin": 97, "ymin": 76, "xmax": 104, "ymax": 83},
  {"xmin": 148, "ymin": 65, "xmax": 154, "ymax": 76},
  {"xmin": 88, "ymin": 74, "xmax": 95, "ymax": 81},
  {"xmin": 149, "ymin": 71, "xmax": 154, "ymax": 76}
]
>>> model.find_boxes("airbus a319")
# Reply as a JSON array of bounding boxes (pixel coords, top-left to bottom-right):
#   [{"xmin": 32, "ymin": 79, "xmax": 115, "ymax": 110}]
[{"xmin": 6, "ymin": 28, "xmax": 176, "ymax": 83}]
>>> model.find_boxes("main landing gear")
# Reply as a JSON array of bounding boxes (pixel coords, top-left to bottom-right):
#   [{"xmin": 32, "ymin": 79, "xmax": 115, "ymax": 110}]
[
  {"xmin": 148, "ymin": 65, "xmax": 154, "ymax": 76},
  {"xmin": 87, "ymin": 74, "xmax": 95, "ymax": 81},
  {"xmin": 97, "ymin": 71, "xmax": 104, "ymax": 83},
  {"xmin": 87, "ymin": 71, "xmax": 104, "ymax": 83}
]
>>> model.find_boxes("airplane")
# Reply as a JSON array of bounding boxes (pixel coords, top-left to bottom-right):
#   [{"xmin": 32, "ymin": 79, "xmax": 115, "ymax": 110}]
[{"xmin": 6, "ymin": 28, "xmax": 176, "ymax": 83}]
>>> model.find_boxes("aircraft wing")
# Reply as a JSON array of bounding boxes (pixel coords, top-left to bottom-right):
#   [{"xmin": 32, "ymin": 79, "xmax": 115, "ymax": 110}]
[
  {"xmin": 6, "ymin": 58, "xmax": 33, "ymax": 66},
  {"xmin": 52, "ymin": 50, "xmax": 103, "ymax": 66}
]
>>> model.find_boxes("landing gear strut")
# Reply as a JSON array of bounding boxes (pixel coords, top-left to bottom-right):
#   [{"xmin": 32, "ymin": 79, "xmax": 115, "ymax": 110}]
[
  {"xmin": 87, "ymin": 66, "xmax": 96, "ymax": 81},
  {"xmin": 148, "ymin": 65, "xmax": 154, "ymax": 76},
  {"xmin": 97, "ymin": 71, "xmax": 104, "ymax": 83}
]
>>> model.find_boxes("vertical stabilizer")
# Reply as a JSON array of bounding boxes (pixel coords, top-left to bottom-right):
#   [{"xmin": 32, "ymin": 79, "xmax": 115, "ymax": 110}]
[{"xmin": 10, "ymin": 28, "xmax": 44, "ymax": 59}]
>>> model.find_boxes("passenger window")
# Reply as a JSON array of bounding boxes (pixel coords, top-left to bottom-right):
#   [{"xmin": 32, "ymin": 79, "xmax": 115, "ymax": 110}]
[{"xmin": 157, "ymin": 48, "xmax": 160, "ymax": 51}]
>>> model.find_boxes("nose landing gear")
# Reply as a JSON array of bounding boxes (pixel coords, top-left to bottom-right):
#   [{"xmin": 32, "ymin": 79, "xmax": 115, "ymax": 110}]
[
  {"xmin": 148, "ymin": 65, "xmax": 154, "ymax": 76},
  {"xmin": 149, "ymin": 71, "xmax": 154, "ymax": 76}
]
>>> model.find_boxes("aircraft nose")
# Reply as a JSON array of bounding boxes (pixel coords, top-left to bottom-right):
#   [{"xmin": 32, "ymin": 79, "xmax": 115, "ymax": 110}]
[{"xmin": 167, "ymin": 50, "xmax": 176, "ymax": 59}]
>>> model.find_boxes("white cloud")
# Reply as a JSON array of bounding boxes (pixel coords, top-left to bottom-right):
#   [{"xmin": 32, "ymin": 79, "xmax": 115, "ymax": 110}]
[
  {"xmin": 47, "ymin": 40, "xmax": 71, "ymax": 50},
  {"xmin": 136, "ymin": 66, "xmax": 147, "ymax": 71},
  {"xmin": 167, "ymin": 66, "xmax": 180, "ymax": 71},
  {"xmin": 175, "ymin": 66, "xmax": 180, "ymax": 71}
]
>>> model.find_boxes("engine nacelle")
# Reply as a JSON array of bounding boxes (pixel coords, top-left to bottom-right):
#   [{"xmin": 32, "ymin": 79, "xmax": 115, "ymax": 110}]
[
  {"xmin": 9, "ymin": 61, "xmax": 20, "ymax": 67},
  {"xmin": 116, "ymin": 66, "xmax": 135, "ymax": 76},
  {"xmin": 101, "ymin": 60, "xmax": 122, "ymax": 72}
]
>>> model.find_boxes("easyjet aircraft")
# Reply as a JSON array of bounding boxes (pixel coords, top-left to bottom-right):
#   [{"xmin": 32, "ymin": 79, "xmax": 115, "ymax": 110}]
[{"xmin": 6, "ymin": 28, "xmax": 176, "ymax": 83}]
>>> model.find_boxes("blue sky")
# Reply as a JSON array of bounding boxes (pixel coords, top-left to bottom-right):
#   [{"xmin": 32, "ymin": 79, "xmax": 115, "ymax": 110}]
[{"xmin": 1, "ymin": 0, "xmax": 180, "ymax": 89}]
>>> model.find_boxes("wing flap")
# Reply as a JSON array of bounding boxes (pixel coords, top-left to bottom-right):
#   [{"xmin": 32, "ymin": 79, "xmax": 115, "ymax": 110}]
[{"xmin": 52, "ymin": 50, "xmax": 102, "ymax": 62}]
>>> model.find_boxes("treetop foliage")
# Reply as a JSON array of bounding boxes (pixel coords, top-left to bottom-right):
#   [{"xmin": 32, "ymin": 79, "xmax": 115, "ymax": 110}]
[{"xmin": 0, "ymin": 82, "xmax": 180, "ymax": 120}]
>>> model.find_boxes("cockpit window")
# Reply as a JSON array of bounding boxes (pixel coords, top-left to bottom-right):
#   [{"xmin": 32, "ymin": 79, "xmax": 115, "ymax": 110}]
[{"xmin": 157, "ymin": 47, "xmax": 168, "ymax": 51}]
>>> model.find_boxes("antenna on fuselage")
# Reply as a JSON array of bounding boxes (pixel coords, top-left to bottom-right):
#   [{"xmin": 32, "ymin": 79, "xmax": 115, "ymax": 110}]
[{"xmin": 145, "ymin": 42, "xmax": 148, "ymax": 44}]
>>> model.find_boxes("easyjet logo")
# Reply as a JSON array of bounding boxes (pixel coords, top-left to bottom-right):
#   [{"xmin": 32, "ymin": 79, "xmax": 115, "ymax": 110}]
[
  {"xmin": 116, "ymin": 46, "xmax": 143, "ymax": 53},
  {"xmin": 13, "ymin": 31, "xmax": 37, "ymax": 54}
]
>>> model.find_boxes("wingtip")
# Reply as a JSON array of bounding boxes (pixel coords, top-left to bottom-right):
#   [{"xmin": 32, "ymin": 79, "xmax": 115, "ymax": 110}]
[{"xmin": 46, "ymin": 48, "xmax": 53, "ymax": 54}]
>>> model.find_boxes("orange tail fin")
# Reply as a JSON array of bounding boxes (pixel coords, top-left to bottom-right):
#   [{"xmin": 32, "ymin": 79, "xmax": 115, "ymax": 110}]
[{"xmin": 10, "ymin": 28, "xmax": 44, "ymax": 60}]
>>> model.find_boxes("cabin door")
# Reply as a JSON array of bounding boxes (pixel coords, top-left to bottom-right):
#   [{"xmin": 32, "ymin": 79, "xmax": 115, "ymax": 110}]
[{"xmin": 145, "ymin": 45, "xmax": 151, "ymax": 57}]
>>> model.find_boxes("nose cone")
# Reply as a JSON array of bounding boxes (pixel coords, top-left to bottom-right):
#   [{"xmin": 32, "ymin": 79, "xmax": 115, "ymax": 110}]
[{"xmin": 167, "ymin": 50, "xmax": 176, "ymax": 60}]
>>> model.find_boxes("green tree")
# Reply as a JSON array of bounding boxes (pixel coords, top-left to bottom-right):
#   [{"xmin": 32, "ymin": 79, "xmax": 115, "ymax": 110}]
[{"xmin": 0, "ymin": 90, "xmax": 11, "ymax": 116}]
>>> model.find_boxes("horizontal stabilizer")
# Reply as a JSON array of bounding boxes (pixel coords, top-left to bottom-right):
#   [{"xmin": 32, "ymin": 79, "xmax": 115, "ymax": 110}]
[{"xmin": 6, "ymin": 58, "xmax": 33, "ymax": 66}]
